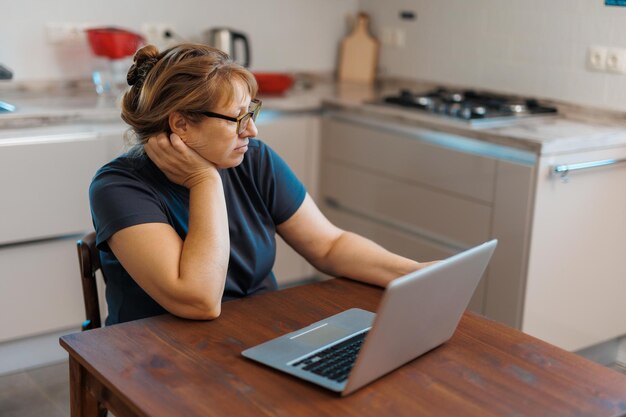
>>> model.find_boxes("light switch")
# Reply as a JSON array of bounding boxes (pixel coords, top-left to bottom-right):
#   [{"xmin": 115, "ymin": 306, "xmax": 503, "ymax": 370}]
[{"xmin": 393, "ymin": 28, "xmax": 406, "ymax": 48}]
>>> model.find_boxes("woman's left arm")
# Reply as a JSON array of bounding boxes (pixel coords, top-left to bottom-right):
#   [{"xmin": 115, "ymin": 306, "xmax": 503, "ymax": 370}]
[{"xmin": 277, "ymin": 194, "xmax": 437, "ymax": 287}]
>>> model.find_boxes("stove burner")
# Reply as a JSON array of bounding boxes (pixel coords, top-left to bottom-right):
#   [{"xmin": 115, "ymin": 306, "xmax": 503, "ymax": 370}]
[{"xmin": 382, "ymin": 88, "xmax": 557, "ymax": 122}]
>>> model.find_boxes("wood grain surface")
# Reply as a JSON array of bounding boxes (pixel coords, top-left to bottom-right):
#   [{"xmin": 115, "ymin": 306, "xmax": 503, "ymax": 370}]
[
  {"xmin": 60, "ymin": 278, "xmax": 626, "ymax": 417},
  {"xmin": 338, "ymin": 13, "xmax": 379, "ymax": 84}
]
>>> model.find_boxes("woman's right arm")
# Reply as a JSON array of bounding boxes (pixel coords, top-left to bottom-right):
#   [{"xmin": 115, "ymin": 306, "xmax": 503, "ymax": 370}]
[{"xmin": 108, "ymin": 134, "xmax": 230, "ymax": 320}]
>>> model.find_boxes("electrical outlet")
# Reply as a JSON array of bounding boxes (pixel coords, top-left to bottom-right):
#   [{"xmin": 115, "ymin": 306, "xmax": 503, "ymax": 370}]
[
  {"xmin": 393, "ymin": 28, "xmax": 406, "ymax": 48},
  {"xmin": 606, "ymin": 48, "xmax": 626, "ymax": 74},
  {"xmin": 141, "ymin": 23, "xmax": 177, "ymax": 48},
  {"xmin": 587, "ymin": 46, "xmax": 607, "ymax": 71},
  {"xmin": 46, "ymin": 22, "xmax": 91, "ymax": 44},
  {"xmin": 380, "ymin": 27, "xmax": 405, "ymax": 48}
]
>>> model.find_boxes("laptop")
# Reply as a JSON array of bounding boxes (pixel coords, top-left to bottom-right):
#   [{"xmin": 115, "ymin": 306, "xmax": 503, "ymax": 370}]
[{"xmin": 242, "ymin": 239, "xmax": 497, "ymax": 396}]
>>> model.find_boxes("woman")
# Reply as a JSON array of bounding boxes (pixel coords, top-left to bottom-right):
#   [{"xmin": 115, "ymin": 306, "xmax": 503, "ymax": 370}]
[{"xmin": 90, "ymin": 43, "xmax": 436, "ymax": 326}]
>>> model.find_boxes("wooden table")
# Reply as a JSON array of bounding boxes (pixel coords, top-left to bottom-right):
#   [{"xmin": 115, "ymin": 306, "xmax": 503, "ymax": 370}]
[{"xmin": 60, "ymin": 278, "xmax": 626, "ymax": 417}]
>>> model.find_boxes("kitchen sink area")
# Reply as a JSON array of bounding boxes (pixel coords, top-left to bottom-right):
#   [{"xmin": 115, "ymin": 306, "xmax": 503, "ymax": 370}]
[
  {"xmin": 0, "ymin": 92, "xmax": 121, "ymax": 128},
  {"xmin": 0, "ymin": 64, "xmax": 15, "ymax": 112},
  {"xmin": 0, "ymin": 100, "xmax": 15, "ymax": 112}
]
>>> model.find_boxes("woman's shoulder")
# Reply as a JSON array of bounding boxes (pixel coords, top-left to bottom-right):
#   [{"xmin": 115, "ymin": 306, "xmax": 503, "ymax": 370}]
[
  {"xmin": 95, "ymin": 151, "xmax": 147, "ymax": 175},
  {"xmin": 94, "ymin": 151, "xmax": 163, "ymax": 181},
  {"xmin": 90, "ymin": 151, "xmax": 167, "ymax": 196}
]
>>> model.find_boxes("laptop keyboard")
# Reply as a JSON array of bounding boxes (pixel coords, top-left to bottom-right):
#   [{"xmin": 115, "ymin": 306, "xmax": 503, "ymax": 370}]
[{"xmin": 290, "ymin": 331, "xmax": 369, "ymax": 383}]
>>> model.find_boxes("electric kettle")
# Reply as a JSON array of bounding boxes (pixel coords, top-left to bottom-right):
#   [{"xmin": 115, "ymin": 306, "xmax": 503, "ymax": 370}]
[{"xmin": 206, "ymin": 28, "xmax": 250, "ymax": 67}]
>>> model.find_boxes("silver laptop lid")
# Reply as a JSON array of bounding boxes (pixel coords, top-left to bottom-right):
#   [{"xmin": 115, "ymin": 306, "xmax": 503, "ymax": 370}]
[{"xmin": 343, "ymin": 239, "xmax": 497, "ymax": 395}]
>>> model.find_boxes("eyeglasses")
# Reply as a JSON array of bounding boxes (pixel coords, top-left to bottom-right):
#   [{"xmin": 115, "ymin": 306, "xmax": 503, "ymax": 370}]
[{"xmin": 198, "ymin": 99, "xmax": 262, "ymax": 135}]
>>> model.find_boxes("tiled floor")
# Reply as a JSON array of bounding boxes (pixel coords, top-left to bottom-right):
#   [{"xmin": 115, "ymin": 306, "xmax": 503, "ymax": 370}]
[
  {"xmin": 1, "ymin": 359, "xmax": 625, "ymax": 416},
  {"xmin": 0, "ymin": 361, "xmax": 69, "ymax": 417}
]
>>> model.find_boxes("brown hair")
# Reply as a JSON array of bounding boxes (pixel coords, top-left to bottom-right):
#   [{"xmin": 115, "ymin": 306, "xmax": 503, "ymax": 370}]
[{"xmin": 121, "ymin": 43, "xmax": 258, "ymax": 150}]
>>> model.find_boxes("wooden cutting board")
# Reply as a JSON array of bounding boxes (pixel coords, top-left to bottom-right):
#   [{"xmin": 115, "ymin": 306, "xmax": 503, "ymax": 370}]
[{"xmin": 338, "ymin": 13, "xmax": 379, "ymax": 83}]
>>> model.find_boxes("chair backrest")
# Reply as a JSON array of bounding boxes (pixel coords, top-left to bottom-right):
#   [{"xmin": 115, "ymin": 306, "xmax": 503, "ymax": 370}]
[{"xmin": 77, "ymin": 231, "xmax": 105, "ymax": 330}]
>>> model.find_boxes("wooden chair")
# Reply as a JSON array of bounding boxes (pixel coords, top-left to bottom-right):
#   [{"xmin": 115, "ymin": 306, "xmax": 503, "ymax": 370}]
[
  {"xmin": 77, "ymin": 231, "xmax": 109, "ymax": 417},
  {"xmin": 76, "ymin": 231, "xmax": 106, "ymax": 331}
]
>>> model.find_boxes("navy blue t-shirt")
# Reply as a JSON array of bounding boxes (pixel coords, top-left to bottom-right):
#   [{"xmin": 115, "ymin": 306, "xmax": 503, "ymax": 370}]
[{"xmin": 89, "ymin": 139, "xmax": 306, "ymax": 325}]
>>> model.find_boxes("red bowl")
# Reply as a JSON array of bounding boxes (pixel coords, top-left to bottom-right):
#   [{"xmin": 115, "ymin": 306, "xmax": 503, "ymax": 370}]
[
  {"xmin": 253, "ymin": 72, "xmax": 294, "ymax": 95},
  {"xmin": 86, "ymin": 27, "xmax": 145, "ymax": 60}
]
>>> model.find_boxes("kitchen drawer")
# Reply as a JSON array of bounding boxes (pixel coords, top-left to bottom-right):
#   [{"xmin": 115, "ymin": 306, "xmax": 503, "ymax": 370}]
[
  {"xmin": 0, "ymin": 128, "xmax": 121, "ymax": 245},
  {"xmin": 322, "ymin": 203, "xmax": 486, "ymax": 313},
  {"xmin": 323, "ymin": 117, "xmax": 497, "ymax": 203},
  {"xmin": 0, "ymin": 237, "xmax": 83, "ymax": 342},
  {"xmin": 323, "ymin": 204, "xmax": 455, "ymax": 262},
  {"xmin": 321, "ymin": 160, "xmax": 492, "ymax": 247}
]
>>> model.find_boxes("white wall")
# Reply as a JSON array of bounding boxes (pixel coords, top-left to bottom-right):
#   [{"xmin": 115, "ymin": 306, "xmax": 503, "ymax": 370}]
[
  {"xmin": 0, "ymin": 0, "xmax": 357, "ymax": 81},
  {"xmin": 360, "ymin": 0, "xmax": 626, "ymax": 111},
  {"xmin": 3, "ymin": 0, "xmax": 626, "ymax": 111}
]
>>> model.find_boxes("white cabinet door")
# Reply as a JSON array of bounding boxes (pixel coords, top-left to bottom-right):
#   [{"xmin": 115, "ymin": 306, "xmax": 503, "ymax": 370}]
[
  {"xmin": 256, "ymin": 113, "xmax": 320, "ymax": 287},
  {"xmin": 0, "ymin": 124, "xmax": 125, "ymax": 342},
  {"xmin": 0, "ymin": 124, "xmax": 125, "ymax": 245},
  {"xmin": 0, "ymin": 234, "xmax": 83, "ymax": 342},
  {"xmin": 523, "ymin": 146, "xmax": 626, "ymax": 351}
]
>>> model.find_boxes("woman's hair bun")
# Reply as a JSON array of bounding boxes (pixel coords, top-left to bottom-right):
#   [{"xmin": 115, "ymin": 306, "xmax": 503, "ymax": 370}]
[{"xmin": 127, "ymin": 44, "xmax": 160, "ymax": 87}]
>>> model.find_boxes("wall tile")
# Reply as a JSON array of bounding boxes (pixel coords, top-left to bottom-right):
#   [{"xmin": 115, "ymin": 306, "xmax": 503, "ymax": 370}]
[
  {"xmin": 610, "ymin": 14, "xmax": 626, "ymax": 45},
  {"xmin": 361, "ymin": 0, "xmax": 626, "ymax": 111},
  {"xmin": 604, "ymin": 74, "xmax": 626, "ymax": 109},
  {"xmin": 2, "ymin": 0, "xmax": 359, "ymax": 81},
  {"xmin": 575, "ymin": 15, "xmax": 615, "ymax": 45},
  {"xmin": 563, "ymin": 69, "xmax": 609, "ymax": 108}
]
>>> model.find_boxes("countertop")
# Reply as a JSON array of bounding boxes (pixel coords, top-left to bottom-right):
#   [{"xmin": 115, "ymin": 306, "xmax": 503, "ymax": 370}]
[
  {"xmin": 322, "ymin": 81, "xmax": 626, "ymax": 156},
  {"xmin": 3, "ymin": 79, "xmax": 626, "ymax": 156}
]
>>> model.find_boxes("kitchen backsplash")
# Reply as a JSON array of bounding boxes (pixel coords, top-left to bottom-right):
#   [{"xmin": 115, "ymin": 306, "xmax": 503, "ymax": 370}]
[
  {"xmin": 360, "ymin": 0, "xmax": 626, "ymax": 112},
  {"xmin": 3, "ymin": 0, "xmax": 626, "ymax": 113},
  {"xmin": 0, "ymin": 0, "xmax": 357, "ymax": 82}
]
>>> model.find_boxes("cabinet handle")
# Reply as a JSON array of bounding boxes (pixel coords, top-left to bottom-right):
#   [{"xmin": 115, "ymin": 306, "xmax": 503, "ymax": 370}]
[{"xmin": 552, "ymin": 158, "xmax": 626, "ymax": 182}]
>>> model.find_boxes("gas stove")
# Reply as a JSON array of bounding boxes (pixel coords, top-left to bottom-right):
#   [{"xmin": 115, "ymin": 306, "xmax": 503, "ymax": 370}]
[{"xmin": 379, "ymin": 87, "xmax": 557, "ymax": 124}]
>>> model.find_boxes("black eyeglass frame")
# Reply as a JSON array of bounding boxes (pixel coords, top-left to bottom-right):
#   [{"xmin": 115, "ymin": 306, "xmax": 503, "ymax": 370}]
[{"xmin": 198, "ymin": 99, "xmax": 262, "ymax": 134}]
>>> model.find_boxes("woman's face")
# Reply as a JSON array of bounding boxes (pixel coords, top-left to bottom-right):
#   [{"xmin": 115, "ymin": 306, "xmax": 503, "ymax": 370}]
[{"xmin": 182, "ymin": 80, "xmax": 258, "ymax": 169}]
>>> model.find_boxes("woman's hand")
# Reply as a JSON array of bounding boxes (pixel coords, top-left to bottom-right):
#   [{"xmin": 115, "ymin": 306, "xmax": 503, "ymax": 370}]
[{"xmin": 144, "ymin": 133, "xmax": 218, "ymax": 188}]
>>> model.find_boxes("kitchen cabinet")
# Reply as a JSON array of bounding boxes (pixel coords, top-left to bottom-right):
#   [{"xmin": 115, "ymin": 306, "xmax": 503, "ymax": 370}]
[
  {"xmin": 256, "ymin": 111, "xmax": 321, "ymax": 287},
  {"xmin": 0, "ymin": 123, "xmax": 125, "ymax": 345},
  {"xmin": 319, "ymin": 111, "xmax": 536, "ymax": 326},
  {"xmin": 0, "ymin": 238, "xmax": 83, "ymax": 342},
  {"xmin": 523, "ymin": 147, "xmax": 626, "ymax": 351},
  {"xmin": 320, "ymin": 110, "xmax": 626, "ymax": 352}
]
